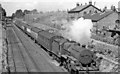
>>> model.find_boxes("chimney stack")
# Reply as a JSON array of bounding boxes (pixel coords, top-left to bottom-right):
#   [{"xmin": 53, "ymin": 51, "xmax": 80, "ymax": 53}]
[
  {"xmin": 81, "ymin": 4, "xmax": 82, "ymax": 6},
  {"xmin": 103, "ymin": 6, "xmax": 107, "ymax": 12},
  {"xmin": 76, "ymin": 3, "xmax": 80, "ymax": 7},
  {"xmin": 111, "ymin": 5, "xmax": 116, "ymax": 11},
  {"xmin": 94, "ymin": 2, "xmax": 96, "ymax": 6},
  {"xmin": 89, "ymin": 1, "xmax": 92, "ymax": 5}
]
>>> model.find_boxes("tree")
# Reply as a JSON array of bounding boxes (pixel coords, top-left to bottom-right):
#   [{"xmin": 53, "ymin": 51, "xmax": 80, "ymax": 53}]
[
  {"xmin": 111, "ymin": 5, "xmax": 116, "ymax": 11},
  {"xmin": 0, "ymin": 4, "xmax": 6, "ymax": 21},
  {"xmin": 12, "ymin": 13, "xmax": 15, "ymax": 19},
  {"xmin": 23, "ymin": 9, "xmax": 31, "ymax": 14},
  {"xmin": 2, "ymin": 8, "xmax": 6, "ymax": 17},
  {"xmin": 39, "ymin": 11, "xmax": 43, "ymax": 14},
  {"xmin": 15, "ymin": 9, "xmax": 24, "ymax": 18},
  {"xmin": 31, "ymin": 9, "xmax": 38, "ymax": 14}
]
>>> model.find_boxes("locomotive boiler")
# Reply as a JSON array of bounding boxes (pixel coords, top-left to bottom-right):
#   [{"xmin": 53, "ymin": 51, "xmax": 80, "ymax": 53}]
[{"xmin": 60, "ymin": 41, "xmax": 99, "ymax": 71}]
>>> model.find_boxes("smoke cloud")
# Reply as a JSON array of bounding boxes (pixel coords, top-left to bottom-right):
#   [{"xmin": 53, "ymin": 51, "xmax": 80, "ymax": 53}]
[{"xmin": 62, "ymin": 17, "xmax": 93, "ymax": 45}]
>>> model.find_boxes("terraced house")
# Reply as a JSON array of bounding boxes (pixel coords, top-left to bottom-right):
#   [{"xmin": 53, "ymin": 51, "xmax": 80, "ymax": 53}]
[
  {"xmin": 68, "ymin": 1, "xmax": 102, "ymax": 19},
  {"xmin": 83, "ymin": 6, "xmax": 118, "ymax": 30}
]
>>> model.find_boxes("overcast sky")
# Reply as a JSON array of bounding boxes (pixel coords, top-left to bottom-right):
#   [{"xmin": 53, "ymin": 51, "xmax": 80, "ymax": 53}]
[{"xmin": 0, "ymin": 0, "xmax": 119, "ymax": 16}]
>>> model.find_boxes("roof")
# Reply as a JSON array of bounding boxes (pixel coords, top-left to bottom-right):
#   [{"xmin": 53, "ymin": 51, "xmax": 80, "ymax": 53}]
[
  {"xmin": 99, "ymin": 11, "xmax": 114, "ymax": 20},
  {"xmin": 45, "ymin": 29, "xmax": 55, "ymax": 33},
  {"xmin": 116, "ymin": 8, "xmax": 120, "ymax": 12},
  {"xmin": 20, "ymin": 21, "xmax": 27, "ymax": 26},
  {"xmin": 54, "ymin": 38, "xmax": 67, "ymax": 44},
  {"xmin": 68, "ymin": 4, "xmax": 102, "ymax": 13},
  {"xmin": 25, "ymin": 24, "xmax": 32, "ymax": 29},
  {"xmin": 30, "ymin": 23, "xmax": 57, "ymax": 31},
  {"xmin": 31, "ymin": 27, "xmax": 43, "ymax": 33},
  {"xmin": 38, "ymin": 30, "xmax": 58, "ymax": 39},
  {"xmin": 83, "ymin": 11, "xmax": 114, "ymax": 22}
]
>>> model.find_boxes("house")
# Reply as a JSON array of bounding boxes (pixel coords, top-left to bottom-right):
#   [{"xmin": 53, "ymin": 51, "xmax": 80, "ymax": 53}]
[
  {"xmin": 68, "ymin": 1, "xmax": 102, "ymax": 19},
  {"xmin": 83, "ymin": 5, "xmax": 118, "ymax": 29},
  {"xmin": 96, "ymin": 11, "xmax": 118, "ymax": 30},
  {"xmin": 83, "ymin": 13, "xmax": 100, "ymax": 25},
  {"xmin": 82, "ymin": 8, "xmax": 118, "ymax": 38},
  {"xmin": 115, "ymin": 8, "xmax": 120, "ymax": 24},
  {"xmin": 83, "ymin": 10, "xmax": 118, "ymax": 29}
]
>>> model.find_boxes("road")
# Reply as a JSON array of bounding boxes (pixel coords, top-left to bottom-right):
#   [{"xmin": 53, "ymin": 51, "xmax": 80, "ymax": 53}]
[{"xmin": 6, "ymin": 23, "xmax": 66, "ymax": 72}]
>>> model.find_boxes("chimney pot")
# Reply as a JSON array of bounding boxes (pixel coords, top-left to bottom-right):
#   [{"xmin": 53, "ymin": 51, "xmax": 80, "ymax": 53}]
[
  {"xmin": 89, "ymin": 1, "xmax": 92, "ymax": 5},
  {"xmin": 76, "ymin": 3, "xmax": 80, "ymax": 7}
]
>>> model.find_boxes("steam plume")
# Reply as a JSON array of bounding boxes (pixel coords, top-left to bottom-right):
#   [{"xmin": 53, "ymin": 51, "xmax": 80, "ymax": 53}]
[{"xmin": 62, "ymin": 17, "xmax": 93, "ymax": 45}]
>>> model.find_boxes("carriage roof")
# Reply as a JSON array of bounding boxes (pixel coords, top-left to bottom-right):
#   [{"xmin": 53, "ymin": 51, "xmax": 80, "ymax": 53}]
[{"xmin": 31, "ymin": 27, "xmax": 43, "ymax": 33}]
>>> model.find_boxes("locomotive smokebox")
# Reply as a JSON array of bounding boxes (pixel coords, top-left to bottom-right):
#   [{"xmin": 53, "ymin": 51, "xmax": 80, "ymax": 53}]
[{"xmin": 79, "ymin": 49, "xmax": 94, "ymax": 66}]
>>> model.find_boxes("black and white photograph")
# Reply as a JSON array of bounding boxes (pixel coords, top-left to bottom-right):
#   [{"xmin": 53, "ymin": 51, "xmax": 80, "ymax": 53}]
[{"xmin": 0, "ymin": 0, "xmax": 119, "ymax": 74}]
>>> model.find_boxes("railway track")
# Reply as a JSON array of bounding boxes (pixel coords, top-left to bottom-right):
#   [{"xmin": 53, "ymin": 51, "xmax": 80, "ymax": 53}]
[
  {"xmin": 12, "ymin": 27, "xmax": 41, "ymax": 72},
  {"xmin": 6, "ymin": 27, "xmax": 28, "ymax": 72},
  {"xmin": 6, "ymin": 24, "xmax": 66, "ymax": 72},
  {"xmin": 7, "ymin": 26, "xmax": 41, "ymax": 72}
]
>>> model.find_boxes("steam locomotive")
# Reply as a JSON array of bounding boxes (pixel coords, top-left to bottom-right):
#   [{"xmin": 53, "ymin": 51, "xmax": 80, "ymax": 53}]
[{"xmin": 14, "ymin": 20, "xmax": 100, "ymax": 73}]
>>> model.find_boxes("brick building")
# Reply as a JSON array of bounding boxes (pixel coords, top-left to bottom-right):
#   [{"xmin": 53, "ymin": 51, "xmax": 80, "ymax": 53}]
[
  {"xmin": 83, "ymin": 10, "xmax": 118, "ymax": 29},
  {"xmin": 68, "ymin": 1, "xmax": 102, "ymax": 19},
  {"xmin": 96, "ymin": 11, "xmax": 118, "ymax": 30}
]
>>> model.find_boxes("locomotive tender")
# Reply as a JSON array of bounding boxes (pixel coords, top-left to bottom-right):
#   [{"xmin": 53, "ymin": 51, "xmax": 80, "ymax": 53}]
[{"xmin": 14, "ymin": 20, "xmax": 100, "ymax": 73}]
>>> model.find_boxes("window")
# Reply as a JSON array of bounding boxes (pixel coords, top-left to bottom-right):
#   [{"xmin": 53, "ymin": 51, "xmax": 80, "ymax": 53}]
[
  {"xmin": 89, "ymin": 10, "xmax": 92, "ymax": 13},
  {"xmin": 84, "ymin": 11, "xmax": 87, "ymax": 14},
  {"xmin": 95, "ymin": 10, "xmax": 97, "ymax": 13}
]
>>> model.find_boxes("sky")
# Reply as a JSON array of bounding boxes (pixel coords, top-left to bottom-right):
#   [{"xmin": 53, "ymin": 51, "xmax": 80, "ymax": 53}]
[{"xmin": 0, "ymin": 0, "xmax": 119, "ymax": 16}]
